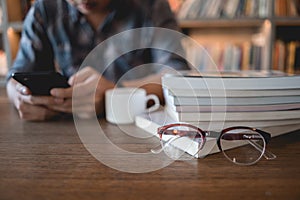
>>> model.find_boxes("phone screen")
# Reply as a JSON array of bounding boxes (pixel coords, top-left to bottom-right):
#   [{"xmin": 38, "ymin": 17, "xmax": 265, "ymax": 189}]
[{"xmin": 12, "ymin": 72, "xmax": 70, "ymax": 95}]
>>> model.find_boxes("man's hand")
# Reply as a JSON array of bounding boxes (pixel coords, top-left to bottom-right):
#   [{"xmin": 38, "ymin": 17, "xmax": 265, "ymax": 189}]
[
  {"xmin": 6, "ymin": 79, "xmax": 63, "ymax": 121},
  {"xmin": 49, "ymin": 67, "xmax": 115, "ymax": 118},
  {"xmin": 7, "ymin": 67, "xmax": 115, "ymax": 121}
]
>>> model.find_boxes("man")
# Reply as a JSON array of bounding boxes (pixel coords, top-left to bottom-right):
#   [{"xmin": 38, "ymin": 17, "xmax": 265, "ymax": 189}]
[{"xmin": 6, "ymin": 0, "xmax": 189, "ymax": 121}]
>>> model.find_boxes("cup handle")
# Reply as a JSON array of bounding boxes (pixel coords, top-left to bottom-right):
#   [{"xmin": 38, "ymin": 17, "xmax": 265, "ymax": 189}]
[{"xmin": 145, "ymin": 94, "xmax": 160, "ymax": 113}]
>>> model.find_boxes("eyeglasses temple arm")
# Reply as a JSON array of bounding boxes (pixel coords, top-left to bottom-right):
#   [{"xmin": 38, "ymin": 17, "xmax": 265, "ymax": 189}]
[
  {"xmin": 151, "ymin": 136, "xmax": 180, "ymax": 154},
  {"xmin": 247, "ymin": 139, "xmax": 277, "ymax": 160}
]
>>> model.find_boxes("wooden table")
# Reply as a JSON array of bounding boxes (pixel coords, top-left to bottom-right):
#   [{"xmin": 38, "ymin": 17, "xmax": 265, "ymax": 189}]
[{"xmin": 0, "ymin": 88, "xmax": 299, "ymax": 200}]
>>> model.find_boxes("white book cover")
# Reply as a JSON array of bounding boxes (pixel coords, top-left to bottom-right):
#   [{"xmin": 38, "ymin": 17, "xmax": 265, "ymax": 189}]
[
  {"xmin": 161, "ymin": 72, "xmax": 300, "ymax": 90},
  {"xmin": 167, "ymin": 94, "xmax": 300, "ymax": 106},
  {"xmin": 166, "ymin": 88, "xmax": 300, "ymax": 97},
  {"xmin": 168, "ymin": 102, "xmax": 300, "ymax": 112},
  {"xmin": 135, "ymin": 110, "xmax": 300, "ymax": 158},
  {"xmin": 165, "ymin": 104, "xmax": 300, "ymax": 121}
]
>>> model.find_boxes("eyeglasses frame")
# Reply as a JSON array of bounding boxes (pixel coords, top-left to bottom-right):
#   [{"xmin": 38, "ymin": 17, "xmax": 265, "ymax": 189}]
[{"xmin": 157, "ymin": 123, "xmax": 274, "ymax": 165}]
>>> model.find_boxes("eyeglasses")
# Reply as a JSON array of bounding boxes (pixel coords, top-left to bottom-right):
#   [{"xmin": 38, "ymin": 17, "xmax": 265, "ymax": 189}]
[{"xmin": 151, "ymin": 123, "xmax": 277, "ymax": 165}]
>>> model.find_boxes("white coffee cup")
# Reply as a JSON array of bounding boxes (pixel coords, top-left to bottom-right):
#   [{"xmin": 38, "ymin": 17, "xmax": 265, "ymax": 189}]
[{"xmin": 105, "ymin": 87, "xmax": 160, "ymax": 124}]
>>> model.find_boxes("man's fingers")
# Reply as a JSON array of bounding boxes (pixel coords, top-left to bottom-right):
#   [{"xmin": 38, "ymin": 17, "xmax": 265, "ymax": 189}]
[
  {"xmin": 20, "ymin": 94, "xmax": 64, "ymax": 106},
  {"xmin": 51, "ymin": 81, "xmax": 94, "ymax": 99},
  {"xmin": 48, "ymin": 104, "xmax": 72, "ymax": 113},
  {"xmin": 71, "ymin": 75, "xmax": 100, "ymax": 97},
  {"xmin": 16, "ymin": 83, "xmax": 31, "ymax": 95},
  {"xmin": 47, "ymin": 95, "xmax": 96, "ymax": 112},
  {"xmin": 17, "ymin": 102, "xmax": 59, "ymax": 121},
  {"xmin": 50, "ymin": 87, "xmax": 73, "ymax": 98},
  {"xmin": 69, "ymin": 66, "xmax": 98, "ymax": 85}
]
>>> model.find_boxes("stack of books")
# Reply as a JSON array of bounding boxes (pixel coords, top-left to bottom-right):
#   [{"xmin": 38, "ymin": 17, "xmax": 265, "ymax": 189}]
[
  {"xmin": 135, "ymin": 70, "xmax": 300, "ymax": 158},
  {"xmin": 162, "ymin": 71, "xmax": 300, "ymax": 130}
]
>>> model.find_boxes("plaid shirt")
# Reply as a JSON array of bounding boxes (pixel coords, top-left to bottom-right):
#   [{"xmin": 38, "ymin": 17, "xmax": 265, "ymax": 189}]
[{"xmin": 8, "ymin": 0, "xmax": 188, "ymax": 82}]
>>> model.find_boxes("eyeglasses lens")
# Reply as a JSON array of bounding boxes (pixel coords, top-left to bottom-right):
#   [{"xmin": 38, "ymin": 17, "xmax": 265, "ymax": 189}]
[
  {"xmin": 220, "ymin": 128, "xmax": 266, "ymax": 165},
  {"xmin": 161, "ymin": 125, "xmax": 203, "ymax": 160}
]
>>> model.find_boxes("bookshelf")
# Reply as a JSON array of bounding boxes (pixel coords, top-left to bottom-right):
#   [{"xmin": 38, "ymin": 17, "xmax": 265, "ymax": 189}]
[
  {"xmin": 170, "ymin": 0, "xmax": 300, "ymax": 74},
  {"xmin": 0, "ymin": 0, "xmax": 30, "ymax": 85}
]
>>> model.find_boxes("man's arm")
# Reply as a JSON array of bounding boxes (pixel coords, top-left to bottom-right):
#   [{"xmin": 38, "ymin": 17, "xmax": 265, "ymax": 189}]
[{"xmin": 6, "ymin": 1, "xmax": 58, "ymax": 121}]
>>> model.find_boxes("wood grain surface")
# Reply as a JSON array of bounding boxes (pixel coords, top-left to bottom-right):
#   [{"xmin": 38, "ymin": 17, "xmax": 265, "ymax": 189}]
[{"xmin": 0, "ymin": 87, "xmax": 299, "ymax": 200}]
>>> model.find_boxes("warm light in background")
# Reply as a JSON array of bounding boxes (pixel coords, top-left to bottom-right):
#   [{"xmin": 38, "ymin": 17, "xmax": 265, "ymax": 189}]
[{"xmin": 7, "ymin": 27, "xmax": 21, "ymax": 60}]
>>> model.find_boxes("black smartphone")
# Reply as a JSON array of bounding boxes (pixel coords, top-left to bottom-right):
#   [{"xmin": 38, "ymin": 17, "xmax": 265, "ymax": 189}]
[{"xmin": 12, "ymin": 71, "xmax": 70, "ymax": 95}]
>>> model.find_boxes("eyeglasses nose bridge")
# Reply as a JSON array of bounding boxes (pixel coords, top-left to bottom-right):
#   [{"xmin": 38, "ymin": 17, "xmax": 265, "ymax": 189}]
[
  {"xmin": 204, "ymin": 130, "xmax": 219, "ymax": 137},
  {"xmin": 205, "ymin": 131, "xmax": 210, "ymax": 137}
]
